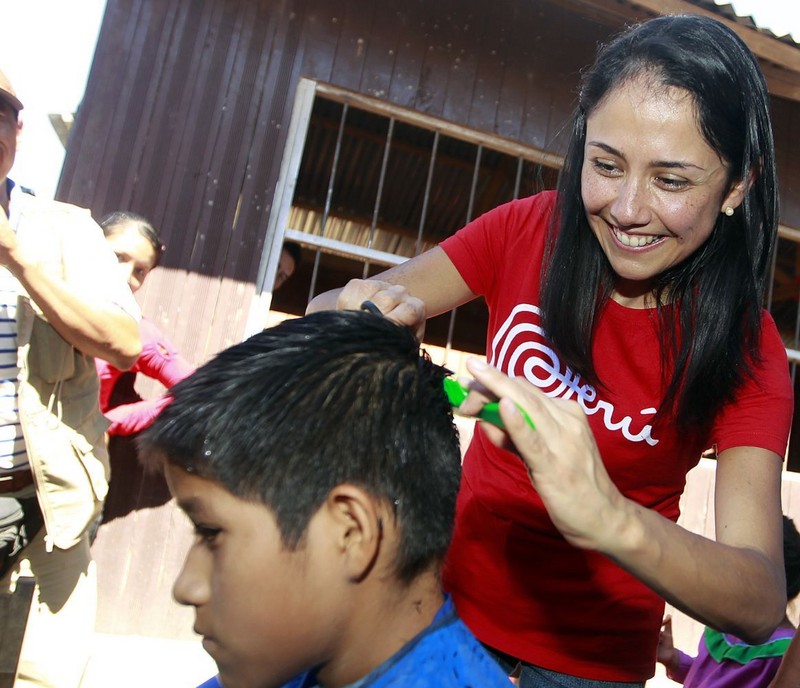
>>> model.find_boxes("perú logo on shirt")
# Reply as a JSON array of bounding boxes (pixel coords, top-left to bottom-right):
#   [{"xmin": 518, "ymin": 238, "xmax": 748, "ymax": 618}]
[{"xmin": 489, "ymin": 304, "xmax": 659, "ymax": 446}]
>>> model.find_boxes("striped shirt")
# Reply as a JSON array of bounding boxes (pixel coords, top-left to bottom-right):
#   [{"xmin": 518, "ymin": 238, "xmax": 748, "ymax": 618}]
[{"xmin": 0, "ymin": 265, "xmax": 25, "ymax": 470}]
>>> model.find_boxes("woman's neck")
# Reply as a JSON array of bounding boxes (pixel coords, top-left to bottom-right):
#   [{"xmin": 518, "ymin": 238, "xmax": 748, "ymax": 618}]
[{"xmin": 610, "ymin": 287, "xmax": 658, "ymax": 309}]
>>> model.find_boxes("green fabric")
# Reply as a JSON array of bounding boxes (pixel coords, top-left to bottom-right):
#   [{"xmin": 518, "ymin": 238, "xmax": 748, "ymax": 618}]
[{"xmin": 704, "ymin": 627, "xmax": 791, "ymax": 665}]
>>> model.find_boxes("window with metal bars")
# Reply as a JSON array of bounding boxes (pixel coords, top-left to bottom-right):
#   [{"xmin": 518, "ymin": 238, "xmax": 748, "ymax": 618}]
[
  {"xmin": 262, "ymin": 84, "xmax": 559, "ymax": 357},
  {"xmin": 258, "ymin": 79, "xmax": 800, "ymax": 471}
]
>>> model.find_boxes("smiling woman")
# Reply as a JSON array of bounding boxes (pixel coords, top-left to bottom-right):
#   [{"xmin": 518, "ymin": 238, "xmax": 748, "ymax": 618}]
[
  {"xmin": 580, "ymin": 76, "xmax": 745, "ymax": 306},
  {"xmin": 307, "ymin": 14, "xmax": 793, "ymax": 688}
]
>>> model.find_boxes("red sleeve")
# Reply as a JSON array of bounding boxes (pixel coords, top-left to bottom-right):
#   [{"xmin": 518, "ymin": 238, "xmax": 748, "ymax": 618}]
[
  {"xmin": 439, "ymin": 190, "xmax": 557, "ymax": 300},
  {"xmin": 711, "ymin": 311, "xmax": 793, "ymax": 457}
]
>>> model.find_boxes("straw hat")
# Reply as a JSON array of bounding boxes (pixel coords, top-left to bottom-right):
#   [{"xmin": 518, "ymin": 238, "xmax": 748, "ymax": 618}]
[{"xmin": 0, "ymin": 70, "xmax": 23, "ymax": 114}]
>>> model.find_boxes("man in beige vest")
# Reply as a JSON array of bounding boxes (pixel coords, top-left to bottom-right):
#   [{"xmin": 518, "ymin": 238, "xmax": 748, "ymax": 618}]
[{"xmin": 0, "ymin": 70, "xmax": 141, "ymax": 687}]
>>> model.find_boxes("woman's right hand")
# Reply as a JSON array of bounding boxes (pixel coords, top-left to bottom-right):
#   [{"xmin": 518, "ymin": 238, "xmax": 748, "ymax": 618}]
[
  {"xmin": 334, "ymin": 279, "xmax": 427, "ymax": 340},
  {"xmin": 306, "ymin": 247, "xmax": 474, "ymax": 341}
]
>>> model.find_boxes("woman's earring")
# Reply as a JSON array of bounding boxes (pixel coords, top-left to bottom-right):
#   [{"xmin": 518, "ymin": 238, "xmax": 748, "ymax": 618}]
[{"xmin": 724, "ymin": 207, "xmax": 734, "ymax": 217}]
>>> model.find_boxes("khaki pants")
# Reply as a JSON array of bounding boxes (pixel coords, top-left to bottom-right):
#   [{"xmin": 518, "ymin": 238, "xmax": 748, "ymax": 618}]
[{"xmin": 2, "ymin": 528, "xmax": 95, "ymax": 688}]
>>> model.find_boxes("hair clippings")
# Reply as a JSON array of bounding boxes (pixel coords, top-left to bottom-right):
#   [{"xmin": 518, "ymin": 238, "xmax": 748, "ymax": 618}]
[{"xmin": 443, "ymin": 377, "xmax": 536, "ymax": 431}]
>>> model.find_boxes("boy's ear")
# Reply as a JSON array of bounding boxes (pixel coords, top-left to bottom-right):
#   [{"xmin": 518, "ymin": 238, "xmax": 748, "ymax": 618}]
[{"xmin": 324, "ymin": 484, "xmax": 385, "ymax": 582}]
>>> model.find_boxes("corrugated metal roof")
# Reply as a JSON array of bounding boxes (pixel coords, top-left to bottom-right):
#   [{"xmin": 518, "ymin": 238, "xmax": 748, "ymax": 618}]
[
  {"xmin": 596, "ymin": 0, "xmax": 800, "ymax": 98},
  {"xmin": 697, "ymin": 0, "xmax": 799, "ymax": 46}
]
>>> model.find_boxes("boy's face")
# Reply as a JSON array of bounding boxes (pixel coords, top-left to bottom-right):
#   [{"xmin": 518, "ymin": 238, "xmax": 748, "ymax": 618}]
[{"xmin": 165, "ymin": 463, "xmax": 347, "ymax": 688}]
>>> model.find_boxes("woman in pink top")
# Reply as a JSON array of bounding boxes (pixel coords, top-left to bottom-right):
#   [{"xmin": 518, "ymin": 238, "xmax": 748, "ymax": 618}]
[
  {"xmin": 95, "ymin": 212, "xmax": 194, "ymax": 523},
  {"xmin": 96, "ymin": 212, "xmax": 194, "ymax": 437}
]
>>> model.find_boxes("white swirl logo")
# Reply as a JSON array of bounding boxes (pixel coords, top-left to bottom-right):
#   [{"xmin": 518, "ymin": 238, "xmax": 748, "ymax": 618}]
[{"xmin": 490, "ymin": 304, "xmax": 658, "ymax": 446}]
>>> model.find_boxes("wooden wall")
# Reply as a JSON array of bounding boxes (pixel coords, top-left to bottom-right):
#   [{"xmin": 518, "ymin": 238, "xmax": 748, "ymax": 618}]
[
  {"xmin": 773, "ymin": 95, "xmax": 800, "ymax": 223},
  {"xmin": 59, "ymin": 0, "xmax": 602, "ymax": 370}
]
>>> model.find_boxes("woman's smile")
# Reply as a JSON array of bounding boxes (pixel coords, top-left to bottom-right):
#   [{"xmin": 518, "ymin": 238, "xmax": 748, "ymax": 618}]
[{"xmin": 608, "ymin": 223, "xmax": 665, "ymax": 249}]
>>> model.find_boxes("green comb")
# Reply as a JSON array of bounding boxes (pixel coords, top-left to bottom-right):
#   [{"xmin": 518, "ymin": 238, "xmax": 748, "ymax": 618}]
[{"xmin": 443, "ymin": 377, "xmax": 535, "ymax": 430}]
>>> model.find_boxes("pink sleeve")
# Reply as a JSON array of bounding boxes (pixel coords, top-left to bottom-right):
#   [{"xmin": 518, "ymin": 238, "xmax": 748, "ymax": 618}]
[
  {"xmin": 105, "ymin": 395, "xmax": 174, "ymax": 437},
  {"xmin": 103, "ymin": 318, "xmax": 193, "ymax": 437},
  {"xmin": 133, "ymin": 317, "xmax": 195, "ymax": 388}
]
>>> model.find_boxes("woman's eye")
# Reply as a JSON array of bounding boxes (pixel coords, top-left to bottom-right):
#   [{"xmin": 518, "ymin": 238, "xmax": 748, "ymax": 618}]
[
  {"xmin": 591, "ymin": 160, "xmax": 620, "ymax": 175},
  {"xmin": 656, "ymin": 176, "xmax": 689, "ymax": 190},
  {"xmin": 194, "ymin": 525, "xmax": 221, "ymax": 545}
]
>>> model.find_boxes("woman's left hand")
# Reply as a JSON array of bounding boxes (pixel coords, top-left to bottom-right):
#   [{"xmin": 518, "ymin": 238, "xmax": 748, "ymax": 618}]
[
  {"xmin": 465, "ymin": 358, "xmax": 786, "ymax": 640},
  {"xmin": 465, "ymin": 357, "xmax": 633, "ymax": 553}
]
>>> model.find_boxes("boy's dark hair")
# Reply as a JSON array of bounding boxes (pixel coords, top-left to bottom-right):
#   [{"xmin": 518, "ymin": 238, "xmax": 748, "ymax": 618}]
[
  {"xmin": 784, "ymin": 515, "xmax": 800, "ymax": 601},
  {"xmin": 541, "ymin": 15, "xmax": 776, "ymax": 434},
  {"xmin": 140, "ymin": 310, "xmax": 461, "ymax": 584}
]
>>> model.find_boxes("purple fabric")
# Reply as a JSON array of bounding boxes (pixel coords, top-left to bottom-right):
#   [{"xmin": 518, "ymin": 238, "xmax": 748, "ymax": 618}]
[{"xmin": 669, "ymin": 627, "xmax": 795, "ymax": 687}]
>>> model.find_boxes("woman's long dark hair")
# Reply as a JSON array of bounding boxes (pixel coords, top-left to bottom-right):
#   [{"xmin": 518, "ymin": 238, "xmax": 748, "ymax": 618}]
[{"xmin": 541, "ymin": 15, "xmax": 777, "ymax": 433}]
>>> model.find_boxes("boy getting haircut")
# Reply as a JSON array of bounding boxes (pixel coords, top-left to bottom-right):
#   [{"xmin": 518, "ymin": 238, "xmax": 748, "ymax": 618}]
[{"xmin": 140, "ymin": 310, "xmax": 511, "ymax": 688}]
